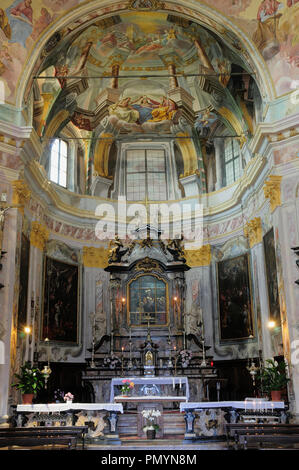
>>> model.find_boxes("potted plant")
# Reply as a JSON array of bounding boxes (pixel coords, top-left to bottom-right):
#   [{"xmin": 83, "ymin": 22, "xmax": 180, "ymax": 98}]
[
  {"xmin": 141, "ymin": 408, "xmax": 161, "ymax": 439},
  {"xmin": 12, "ymin": 362, "xmax": 45, "ymax": 404},
  {"xmin": 258, "ymin": 359, "xmax": 290, "ymax": 401}
]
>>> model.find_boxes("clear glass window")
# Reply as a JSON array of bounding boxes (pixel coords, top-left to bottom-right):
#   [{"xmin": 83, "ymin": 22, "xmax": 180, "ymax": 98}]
[
  {"xmin": 126, "ymin": 149, "xmax": 167, "ymax": 201},
  {"xmin": 50, "ymin": 139, "xmax": 68, "ymax": 187},
  {"xmin": 224, "ymin": 139, "xmax": 240, "ymax": 185}
]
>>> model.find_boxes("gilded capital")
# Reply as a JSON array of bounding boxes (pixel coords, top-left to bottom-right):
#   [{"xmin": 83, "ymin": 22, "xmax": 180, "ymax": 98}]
[
  {"xmin": 244, "ymin": 217, "xmax": 262, "ymax": 248},
  {"xmin": 83, "ymin": 246, "xmax": 109, "ymax": 268},
  {"xmin": 30, "ymin": 221, "xmax": 49, "ymax": 251},
  {"xmin": 185, "ymin": 244, "xmax": 211, "ymax": 267},
  {"xmin": 263, "ymin": 175, "xmax": 282, "ymax": 212},
  {"xmin": 12, "ymin": 180, "xmax": 31, "ymax": 214}
]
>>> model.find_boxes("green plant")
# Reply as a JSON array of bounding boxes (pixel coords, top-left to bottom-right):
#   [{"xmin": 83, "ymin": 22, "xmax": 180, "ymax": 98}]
[
  {"xmin": 12, "ymin": 362, "xmax": 45, "ymax": 394},
  {"xmin": 258, "ymin": 359, "xmax": 290, "ymax": 393}
]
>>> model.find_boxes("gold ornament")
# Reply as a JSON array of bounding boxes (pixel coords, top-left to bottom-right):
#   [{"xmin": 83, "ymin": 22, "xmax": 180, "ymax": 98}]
[
  {"xmin": 185, "ymin": 244, "xmax": 211, "ymax": 267},
  {"xmin": 244, "ymin": 217, "xmax": 262, "ymax": 248},
  {"xmin": 263, "ymin": 175, "xmax": 282, "ymax": 212},
  {"xmin": 30, "ymin": 221, "xmax": 49, "ymax": 251},
  {"xmin": 83, "ymin": 246, "xmax": 109, "ymax": 268}
]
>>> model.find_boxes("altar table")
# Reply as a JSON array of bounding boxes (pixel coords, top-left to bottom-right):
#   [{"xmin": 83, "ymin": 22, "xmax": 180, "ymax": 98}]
[
  {"xmin": 15, "ymin": 403, "xmax": 123, "ymax": 444},
  {"xmin": 180, "ymin": 401, "xmax": 287, "ymax": 441},
  {"xmin": 110, "ymin": 376, "xmax": 189, "ymax": 402}
]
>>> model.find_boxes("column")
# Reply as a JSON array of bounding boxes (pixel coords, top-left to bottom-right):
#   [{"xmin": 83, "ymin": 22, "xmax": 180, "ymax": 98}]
[
  {"xmin": 0, "ymin": 180, "xmax": 31, "ymax": 424},
  {"xmin": 110, "ymin": 63, "xmax": 120, "ymax": 90},
  {"xmin": 264, "ymin": 174, "xmax": 299, "ymax": 420},
  {"xmin": 214, "ymin": 138, "xmax": 224, "ymax": 191},
  {"xmin": 29, "ymin": 222, "xmax": 49, "ymax": 363},
  {"xmin": 168, "ymin": 63, "xmax": 178, "ymax": 90},
  {"xmin": 244, "ymin": 217, "xmax": 273, "ymax": 359}
]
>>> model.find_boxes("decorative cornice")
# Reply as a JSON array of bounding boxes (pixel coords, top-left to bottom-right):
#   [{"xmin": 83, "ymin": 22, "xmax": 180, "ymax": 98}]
[
  {"xmin": 30, "ymin": 221, "xmax": 49, "ymax": 250},
  {"xmin": 263, "ymin": 175, "xmax": 282, "ymax": 212},
  {"xmin": 244, "ymin": 217, "xmax": 262, "ymax": 248},
  {"xmin": 12, "ymin": 180, "xmax": 31, "ymax": 214},
  {"xmin": 82, "ymin": 246, "xmax": 108, "ymax": 268},
  {"xmin": 185, "ymin": 244, "xmax": 211, "ymax": 267}
]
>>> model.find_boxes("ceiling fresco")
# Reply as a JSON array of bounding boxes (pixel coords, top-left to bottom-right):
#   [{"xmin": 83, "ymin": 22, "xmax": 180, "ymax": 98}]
[
  {"xmin": 34, "ymin": 11, "xmax": 254, "ymax": 139},
  {"xmin": 0, "ymin": 0, "xmax": 298, "ymax": 106}
]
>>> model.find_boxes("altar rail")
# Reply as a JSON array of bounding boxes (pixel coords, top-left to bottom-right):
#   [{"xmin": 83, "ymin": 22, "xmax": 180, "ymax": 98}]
[
  {"xmin": 15, "ymin": 403, "xmax": 123, "ymax": 445},
  {"xmin": 180, "ymin": 401, "xmax": 287, "ymax": 442}
]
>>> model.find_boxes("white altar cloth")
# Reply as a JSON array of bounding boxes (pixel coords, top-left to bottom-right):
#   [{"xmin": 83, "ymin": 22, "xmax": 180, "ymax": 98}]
[
  {"xmin": 17, "ymin": 403, "xmax": 124, "ymax": 413},
  {"xmin": 180, "ymin": 401, "xmax": 285, "ymax": 412},
  {"xmin": 110, "ymin": 376, "xmax": 189, "ymax": 402}
]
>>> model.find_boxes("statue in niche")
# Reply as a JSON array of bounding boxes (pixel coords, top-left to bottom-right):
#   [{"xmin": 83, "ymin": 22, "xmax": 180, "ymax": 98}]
[
  {"xmin": 166, "ymin": 235, "xmax": 186, "ymax": 262},
  {"xmin": 108, "ymin": 236, "xmax": 128, "ymax": 263},
  {"xmin": 145, "ymin": 350, "xmax": 154, "ymax": 366}
]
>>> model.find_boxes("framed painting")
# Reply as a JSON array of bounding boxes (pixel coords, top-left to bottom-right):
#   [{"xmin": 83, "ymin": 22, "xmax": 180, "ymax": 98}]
[
  {"xmin": 41, "ymin": 256, "xmax": 79, "ymax": 343},
  {"xmin": 17, "ymin": 234, "xmax": 30, "ymax": 328},
  {"xmin": 127, "ymin": 274, "xmax": 168, "ymax": 327},
  {"xmin": 217, "ymin": 253, "xmax": 254, "ymax": 341},
  {"xmin": 263, "ymin": 228, "xmax": 280, "ymax": 323}
]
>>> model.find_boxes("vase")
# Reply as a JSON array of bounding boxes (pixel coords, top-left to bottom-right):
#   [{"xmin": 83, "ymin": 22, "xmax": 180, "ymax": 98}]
[
  {"xmin": 271, "ymin": 390, "xmax": 282, "ymax": 401},
  {"xmin": 22, "ymin": 393, "xmax": 34, "ymax": 404},
  {"xmin": 146, "ymin": 429, "xmax": 156, "ymax": 440}
]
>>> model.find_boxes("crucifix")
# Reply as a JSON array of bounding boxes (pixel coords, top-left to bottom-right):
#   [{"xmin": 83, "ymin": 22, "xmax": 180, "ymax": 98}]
[{"xmin": 144, "ymin": 312, "xmax": 153, "ymax": 342}]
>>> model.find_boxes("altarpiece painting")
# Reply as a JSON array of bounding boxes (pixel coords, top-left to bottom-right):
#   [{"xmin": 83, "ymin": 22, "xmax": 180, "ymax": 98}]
[
  {"xmin": 217, "ymin": 254, "xmax": 253, "ymax": 341},
  {"xmin": 263, "ymin": 228, "xmax": 281, "ymax": 323},
  {"xmin": 42, "ymin": 256, "xmax": 79, "ymax": 343}
]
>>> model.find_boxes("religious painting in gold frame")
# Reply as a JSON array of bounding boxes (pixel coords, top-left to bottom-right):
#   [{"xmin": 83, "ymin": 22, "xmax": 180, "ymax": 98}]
[
  {"xmin": 217, "ymin": 253, "xmax": 254, "ymax": 341},
  {"xmin": 127, "ymin": 273, "xmax": 169, "ymax": 327},
  {"xmin": 41, "ymin": 256, "xmax": 80, "ymax": 344}
]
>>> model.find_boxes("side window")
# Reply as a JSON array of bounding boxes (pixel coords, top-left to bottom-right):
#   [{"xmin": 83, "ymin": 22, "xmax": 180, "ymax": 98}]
[{"xmin": 49, "ymin": 139, "xmax": 68, "ymax": 187}]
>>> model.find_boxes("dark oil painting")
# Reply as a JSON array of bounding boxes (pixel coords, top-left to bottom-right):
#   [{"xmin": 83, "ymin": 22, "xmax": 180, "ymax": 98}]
[
  {"xmin": 129, "ymin": 275, "xmax": 167, "ymax": 326},
  {"xmin": 263, "ymin": 228, "xmax": 280, "ymax": 323},
  {"xmin": 42, "ymin": 256, "xmax": 79, "ymax": 343},
  {"xmin": 17, "ymin": 234, "xmax": 30, "ymax": 327},
  {"xmin": 217, "ymin": 254, "xmax": 253, "ymax": 341}
]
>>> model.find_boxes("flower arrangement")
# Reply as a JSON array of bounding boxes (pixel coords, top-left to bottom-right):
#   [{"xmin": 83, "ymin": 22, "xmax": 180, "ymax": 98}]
[
  {"xmin": 141, "ymin": 408, "xmax": 161, "ymax": 432},
  {"xmin": 103, "ymin": 353, "xmax": 121, "ymax": 369},
  {"xmin": 121, "ymin": 379, "xmax": 135, "ymax": 395},
  {"xmin": 12, "ymin": 361, "xmax": 45, "ymax": 395},
  {"xmin": 64, "ymin": 392, "xmax": 74, "ymax": 402},
  {"xmin": 178, "ymin": 349, "xmax": 193, "ymax": 368}
]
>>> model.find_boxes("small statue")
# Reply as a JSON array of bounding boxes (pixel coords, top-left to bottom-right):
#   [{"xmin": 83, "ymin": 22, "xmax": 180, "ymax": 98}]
[
  {"xmin": 166, "ymin": 235, "xmax": 186, "ymax": 262},
  {"xmin": 145, "ymin": 350, "xmax": 154, "ymax": 366},
  {"xmin": 108, "ymin": 236, "xmax": 128, "ymax": 263}
]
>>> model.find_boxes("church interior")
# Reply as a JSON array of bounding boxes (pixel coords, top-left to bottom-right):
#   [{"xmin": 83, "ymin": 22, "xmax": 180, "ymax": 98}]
[{"xmin": 0, "ymin": 0, "xmax": 299, "ymax": 451}]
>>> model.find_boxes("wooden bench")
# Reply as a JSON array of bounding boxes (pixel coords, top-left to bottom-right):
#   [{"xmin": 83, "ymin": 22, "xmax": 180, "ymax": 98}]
[
  {"xmin": 225, "ymin": 423, "xmax": 299, "ymax": 449},
  {"xmin": 0, "ymin": 426, "xmax": 89, "ymax": 450},
  {"xmin": 0, "ymin": 435, "xmax": 78, "ymax": 450},
  {"xmin": 240, "ymin": 433, "xmax": 299, "ymax": 450}
]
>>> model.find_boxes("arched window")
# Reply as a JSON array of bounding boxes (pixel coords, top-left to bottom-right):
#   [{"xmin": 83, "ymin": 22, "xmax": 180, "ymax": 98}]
[
  {"xmin": 224, "ymin": 138, "xmax": 241, "ymax": 185},
  {"xmin": 49, "ymin": 139, "xmax": 68, "ymax": 187},
  {"xmin": 128, "ymin": 274, "xmax": 168, "ymax": 326},
  {"xmin": 126, "ymin": 149, "xmax": 167, "ymax": 201}
]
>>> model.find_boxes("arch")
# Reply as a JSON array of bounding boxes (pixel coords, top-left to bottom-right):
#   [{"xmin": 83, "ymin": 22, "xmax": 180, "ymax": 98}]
[{"xmin": 15, "ymin": 0, "xmax": 276, "ymax": 110}]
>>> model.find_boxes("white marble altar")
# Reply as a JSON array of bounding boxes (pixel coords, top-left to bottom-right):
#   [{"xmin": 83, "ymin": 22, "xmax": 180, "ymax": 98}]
[{"xmin": 110, "ymin": 376, "xmax": 190, "ymax": 402}]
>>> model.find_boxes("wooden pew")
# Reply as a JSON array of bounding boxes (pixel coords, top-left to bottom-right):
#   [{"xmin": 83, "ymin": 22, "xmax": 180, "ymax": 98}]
[
  {"xmin": 0, "ymin": 435, "xmax": 78, "ymax": 450},
  {"xmin": 225, "ymin": 423, "xmax": 299, "ymax": 449},
  {"xmin": 240, "ymin": 433, "xmax": 299, "ymax": 450},
  {"xmin": 0, "ymin": 426, "xmax": 89, "ymax": 450}
]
